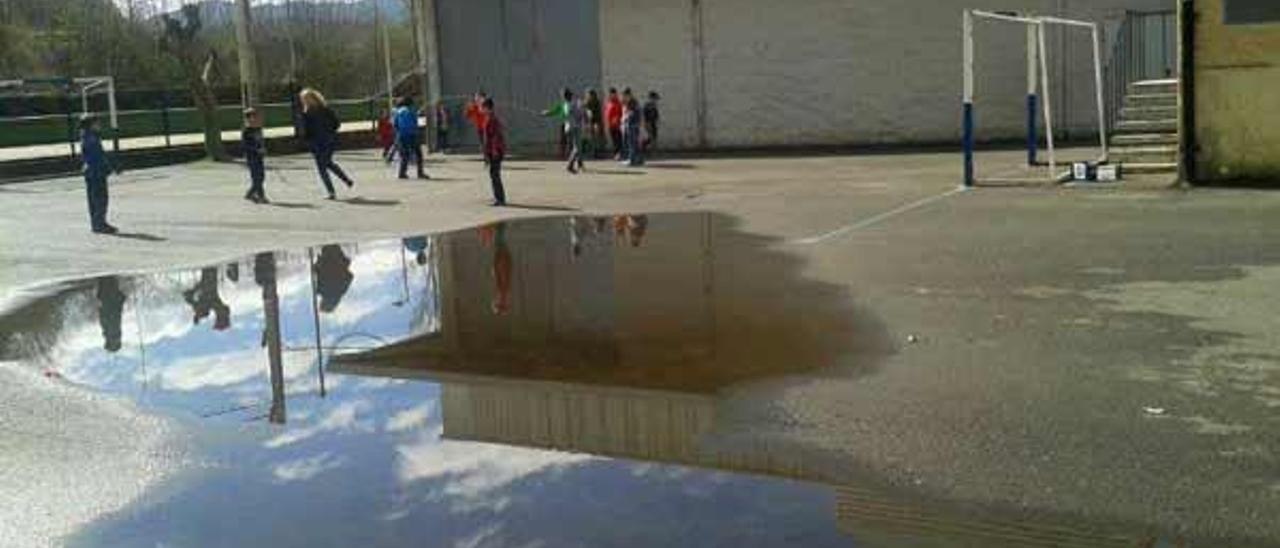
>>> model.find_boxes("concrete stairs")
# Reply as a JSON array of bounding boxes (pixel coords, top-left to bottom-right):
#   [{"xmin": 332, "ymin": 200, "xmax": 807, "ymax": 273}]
[{"xmin": 1110, "ymin": 79, "xmax": 1179, "ymax": 174}]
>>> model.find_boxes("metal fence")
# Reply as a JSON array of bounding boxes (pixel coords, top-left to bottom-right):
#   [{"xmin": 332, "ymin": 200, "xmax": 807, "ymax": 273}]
[
  {"xmin": 0, "ymin": 91, "xmax": 378, "ymax": 160},
  {"xmin": 1104, "ymin": 10, "xmax": 1178, "ymax": 132}
]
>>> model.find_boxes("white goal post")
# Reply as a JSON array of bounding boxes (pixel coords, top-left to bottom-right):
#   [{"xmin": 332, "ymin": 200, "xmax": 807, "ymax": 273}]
[
  {"xmin": 962, "ymin": 10, "xmax": 1108, "ymax": 186},
  {"xmin": 0, "ymin": 76, "xmax": 119, "ymax": 154}
]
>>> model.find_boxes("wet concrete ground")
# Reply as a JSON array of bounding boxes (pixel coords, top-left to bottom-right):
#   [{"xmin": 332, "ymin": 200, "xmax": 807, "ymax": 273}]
[{"xmin": 1, "ymin": 150, "xmax": 1278, "ymax": 547}]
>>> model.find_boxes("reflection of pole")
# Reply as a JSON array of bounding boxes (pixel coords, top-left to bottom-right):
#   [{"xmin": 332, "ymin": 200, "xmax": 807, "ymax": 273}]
[
  {"xmin": 134, "ymin": 298, "xmax": 149, "ymax": 397},
  {"xmin": 430, "ymin": 237, "xmax": 442, "ymax": 326},
  {"xmin": 395, "ymin": 246, "xmax": 409, "ymax": 307},
  {"xmin": 702, "ymin": 213, "xmax": 717, "ymax": 360},
  {"xmin": 307, "ymin": 247, "xmax": 327, "ymax": 398},
  {"xmin": 258, "ymin": 253, "xmax": 286, "ymax": 424}
]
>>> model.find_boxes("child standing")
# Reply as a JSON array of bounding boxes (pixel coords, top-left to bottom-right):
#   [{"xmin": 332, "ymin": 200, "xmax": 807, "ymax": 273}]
[
  {"xmin": 481, "ymin": 98, "xmax": 506, "ymax": 206},
  {"xmin": 393, "ymin": 97, "xmax": 429, "ymax": 180},
  {"xmin": 584, "ymin": 88, "xmax": 604, "ymax": 158},
  {"xmin": 79, "ymin": 115, "xmax": 118, "ymax": 234},
  {"xmin": 242, "ymin": 108, "xmax": 269, "ymax": 204},
  {"xmin": 376, "ymin": 108, "xmax": 396, "ymax": 163},
  {"xmin": 434, "ymin": 100, "xmax": 450, "ymax": 153},
  {"xmin": 620, "ymin": 88, "xmax": 644, "ymax": 166},
  {"xmin": 604, "ymin": 88, "xmax": 623, "ymax": 159},
  {"xmin": 642, "ymin": 91, "xmax": 661, "ymax": 155},
  {"xmin": 543, "ymin": 88, "xmax": 586, "ymax": 174},
  {"xmin": 465, "ymin": 92, "xmax": 489, "ymax": 153}
]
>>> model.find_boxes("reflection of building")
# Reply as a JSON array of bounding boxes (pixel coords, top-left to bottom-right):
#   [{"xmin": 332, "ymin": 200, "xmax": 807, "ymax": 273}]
[
  {"xmin": 329, "ymin": 214, "xmax": 1141, "ymax": 547},
  {"xmin": 331, "ymin": 213, "xmax": 845, "ymax": 469},
  {"xmin": 335, "ymin": 213, "xmax": 857, "ymax": 394}
]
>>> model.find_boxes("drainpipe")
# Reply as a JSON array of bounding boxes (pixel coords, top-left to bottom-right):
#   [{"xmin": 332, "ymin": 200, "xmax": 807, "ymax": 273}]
[
  {"xmin": 1179, "ymin": 0, "xmax": 1196, "ymax": 184},
  {"xmin": 691, "ymin": 0, "xmax": 708, "ymax": 149}
]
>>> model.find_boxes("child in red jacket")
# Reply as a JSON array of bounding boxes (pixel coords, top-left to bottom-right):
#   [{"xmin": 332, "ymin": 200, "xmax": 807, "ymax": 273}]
[
  {"xmin": 481, "ymin": 98, "xmax": 506, "ymax": 206},
  {"xmin": 604, "ymin": 87, "xmax": 623, "ymax": 159},
  {"xmin": 376, "ymin": 108, "xmax": 396, "ymax": 164}
]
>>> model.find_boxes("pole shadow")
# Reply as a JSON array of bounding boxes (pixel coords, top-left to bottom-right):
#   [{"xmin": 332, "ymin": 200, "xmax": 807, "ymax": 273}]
[
  {"xmin": 590, "ymin": 168, "xmax": 647, "ymax": 176},
  {"xmin": 110, "ymin": 231, "xmax": 167, "ymax": 242},
  {"xmin": 499, "ymin": 203, "xmax": 580, "ymax": 212},
  {"xmin": 341, "ymin": 197, "xmax": 403, "ymax": 207},
  {"xmin": 267, "ymin": 202, "xmax": 318, "ymax": 210}
]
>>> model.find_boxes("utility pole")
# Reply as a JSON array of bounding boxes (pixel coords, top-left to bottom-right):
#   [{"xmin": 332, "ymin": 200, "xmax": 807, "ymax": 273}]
[
  {"xmin": 232, "ymin": 0, "xmax": 260, "ymax": 110},
  {"xmin": 377, "ymin": 0, "xmax": 394, "ymax": 113},
  {"xmin": 413, "ymin": 0, "xmax": 441, "ymax": 150},
  {"xmin": 286, "ymin": 0, "xmax": 298, "ymax": 81}
]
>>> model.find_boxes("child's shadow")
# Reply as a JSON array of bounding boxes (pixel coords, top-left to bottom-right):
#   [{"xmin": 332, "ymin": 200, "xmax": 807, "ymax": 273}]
[
  {"xmin": 267, "ymin": 202, "xmax": 317, "ymax": 210},
  {"xmin": 111, "ymin": 232, "xmax": 167, "ymax": 242},
  {"xmin": 342, "ymin": 197, "xmax": 402, "ymax": 207}
]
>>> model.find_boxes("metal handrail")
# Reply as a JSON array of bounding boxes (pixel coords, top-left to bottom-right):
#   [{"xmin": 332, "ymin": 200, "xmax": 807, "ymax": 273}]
[{"xmin": 1103, "ymin": 10, "xmax": 1177, "ymax": 134}]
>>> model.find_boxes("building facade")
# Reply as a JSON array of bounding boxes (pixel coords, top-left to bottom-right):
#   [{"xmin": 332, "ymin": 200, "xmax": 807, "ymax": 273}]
[
  {"xmin": 434, "ymin": 0, "xmax": 1171, "ymax": 149},
  {"xmin": 1187, "ymin": 0, "xmax": 1280, "ymax": 182}
]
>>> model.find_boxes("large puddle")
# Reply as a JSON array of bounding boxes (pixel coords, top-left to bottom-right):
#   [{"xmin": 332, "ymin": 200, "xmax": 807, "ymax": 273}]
[{"xmin": 0, "ymin": 213, "xmax": 1174, "ymax": 547}]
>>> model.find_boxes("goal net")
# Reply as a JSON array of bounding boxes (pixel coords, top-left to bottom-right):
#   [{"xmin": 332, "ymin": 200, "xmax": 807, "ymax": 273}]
[
  {"xmin": 962, "ymin": 10, "xmax": 1108, "ymax": 186},
  {"xmin": 0, "ymin": 76, "xmax": 119, "ymax": 155}
]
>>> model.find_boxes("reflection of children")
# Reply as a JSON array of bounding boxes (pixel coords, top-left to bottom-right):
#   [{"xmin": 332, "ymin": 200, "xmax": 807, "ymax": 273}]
[
  {"xmin": 314, "ymin": 245, "xmax": 354, "ymax": 313},
  {"xmin": 242, "ymin": 108, "xmax": 268, "ymax": 204},
  {"xmin": 183, "ymin": 267, "xmax": 231, "ymax": 331},
  {"xmin": 480, "ymin": 223, "xmax": 512, "ymax": 315},
  {"xmin": 628, "ymin": 215, "xmax": 649, "ymax": 247},
  {"xmin": 612, "ymin": 215, "xmax": 650, "ymax": 248},
  {"xmin": 96, "ymin": 276, "xmax": 125, "ymax": 353},
  {"xmin": 569, "ymin": 216, "xmax": 610, "ymax": 260},
  {"xmin": 403, "ymin": 236, "xmax": 429, "ymax": 265}
]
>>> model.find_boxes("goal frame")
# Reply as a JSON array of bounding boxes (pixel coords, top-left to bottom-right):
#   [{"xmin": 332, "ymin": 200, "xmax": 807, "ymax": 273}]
[
  {"xmin": 962, "ymin": 10, "xmax": 1108, "ymax": 186},
  {"xmin": 0, "ymin": 76, "xmax": 120, "ymax": 154}
]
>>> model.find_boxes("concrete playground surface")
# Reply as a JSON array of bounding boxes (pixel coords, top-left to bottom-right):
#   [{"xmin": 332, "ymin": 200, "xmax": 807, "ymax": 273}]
[{"xmin": 1, "ymin": 148, "xmax": 1278, "ymax": 546}]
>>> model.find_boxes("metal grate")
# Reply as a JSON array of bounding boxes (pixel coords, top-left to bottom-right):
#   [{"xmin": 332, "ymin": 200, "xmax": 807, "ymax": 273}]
[{"xmin": 1103, "ymin": 10, "xmax": 1178, "ymax": 133}]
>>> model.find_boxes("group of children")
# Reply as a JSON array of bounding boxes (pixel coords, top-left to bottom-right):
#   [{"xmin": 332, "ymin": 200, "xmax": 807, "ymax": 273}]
[
  {"xmin": 78, "ymin": 84, "xmax": 675, "ymax": 233},
  {"xmin": 545, "ymin": 87, "xmax": 659, "ymax": 173}
]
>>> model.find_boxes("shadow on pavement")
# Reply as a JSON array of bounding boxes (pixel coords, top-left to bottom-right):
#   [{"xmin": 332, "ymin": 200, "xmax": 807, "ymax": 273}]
[
  {"xmin": 501, "ymin": 203, "xmax": 579, "ymax": 212},
  {"xmin": 342, "ymin": 197, "xmax": 402, "ymax": 207},
  {"xmin": 591, "ymin": 168, "xmax": 646, "ymax": 176},
  {"xmin": 267, "ymin": 202, "xmax": 317, "ymax": 210},
  {"xmin": 110, "ymin": 232, "xmax": 167, "ymax": 242}
]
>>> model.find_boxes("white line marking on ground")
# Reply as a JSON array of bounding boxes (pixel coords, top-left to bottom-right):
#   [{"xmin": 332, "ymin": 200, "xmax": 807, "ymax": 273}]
[{"xmin": 790, "ymin": 186, "xmax": 970, "ymax": 245}]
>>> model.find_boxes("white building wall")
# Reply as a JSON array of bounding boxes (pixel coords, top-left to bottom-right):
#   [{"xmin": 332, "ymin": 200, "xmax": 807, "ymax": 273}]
[{"xmin": 600, "ymin": 0, "xmax": 1171, "ymax": 149}]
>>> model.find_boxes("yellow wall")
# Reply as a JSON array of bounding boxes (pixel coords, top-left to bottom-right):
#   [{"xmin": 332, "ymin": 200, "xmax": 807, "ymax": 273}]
[{"xmin": 1193, "ymin": 0, "xmax": 1280, "ymax": 181}]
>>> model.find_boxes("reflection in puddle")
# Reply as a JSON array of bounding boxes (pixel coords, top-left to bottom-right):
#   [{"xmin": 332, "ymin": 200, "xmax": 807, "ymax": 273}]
[{"xmin": 0, "ymin": 213, "xmax": 1165, "ymax": 547}]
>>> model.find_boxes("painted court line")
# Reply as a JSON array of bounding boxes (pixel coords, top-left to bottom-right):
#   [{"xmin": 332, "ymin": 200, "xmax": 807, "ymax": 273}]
[{"xmin": 790, "ymin": 186, "xmax": 969, "ymax": 245}]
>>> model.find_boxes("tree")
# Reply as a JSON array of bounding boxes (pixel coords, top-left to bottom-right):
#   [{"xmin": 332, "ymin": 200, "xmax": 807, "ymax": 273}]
[{"xmin": 160, "ymin": 5, "xmax": 228, "ymax": 161}]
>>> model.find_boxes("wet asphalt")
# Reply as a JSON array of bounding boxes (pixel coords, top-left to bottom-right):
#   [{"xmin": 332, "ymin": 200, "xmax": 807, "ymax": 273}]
[{"xmin": 2, "ymin": 150, "xmax": 1278, "ymax": 547}]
